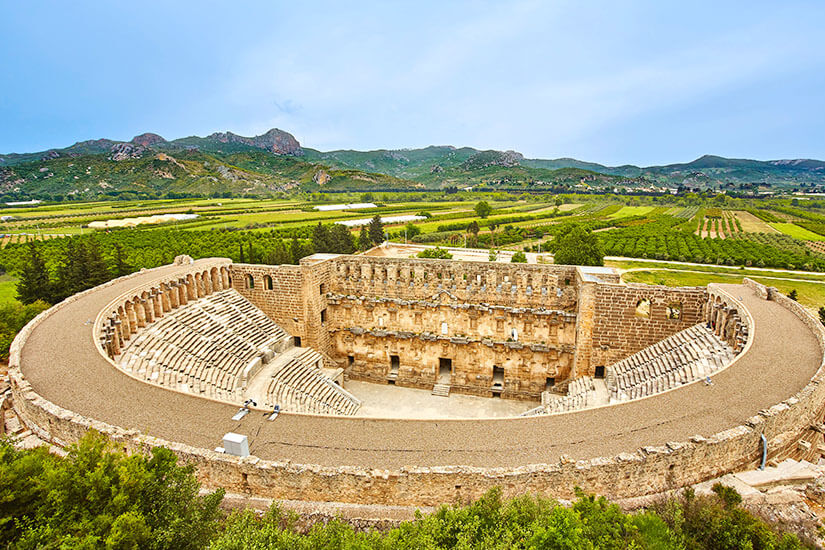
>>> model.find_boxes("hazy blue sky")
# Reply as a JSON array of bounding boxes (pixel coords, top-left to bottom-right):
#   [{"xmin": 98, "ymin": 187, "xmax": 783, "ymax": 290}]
[{"xmin": 1, "ymin": 1, "xmax": 824, "ymax": 165}]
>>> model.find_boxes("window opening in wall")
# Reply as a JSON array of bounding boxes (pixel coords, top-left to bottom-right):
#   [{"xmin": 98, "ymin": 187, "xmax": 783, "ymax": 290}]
[
  {"xmin": 545, "ymin": 377, "xmax": 556, "ymax": 391},
  {"xmin": 635, "ymin": 299, "xmax": 651, "ymax": 318},
  {"xmin": 264, "ymin": 275, "xmax": 273, "ymax": 290},
  {"xmin": 438, "ymin": 357, "xmax": 452, "ymax": 382},
  {"xmin": 564, "ymin": 278, "xmax": 570, "ymax": 286},
  {"xmin": 245, "ymin": 274, "xmax": 254, "ymax": 290},
  {"xmin": 390, "ymin": 355, "xmax": 400, "ymax": 375},
  {"xmin": 441, "ymin": 321, "xmax": 448, "ymax": 335},
  {"xmin": 348, "ymin": 355, "xmax": 354, "ymax": 367},
  {"xmin": 293, "ymin": 336, "xmax": 302, "ymax": 347},
  {"xmin": 594, "ymin": 365, "xmax": 605, "ymax": 379},
  {"xmin": 666, "ymin": 302, "xmax": 682, "ymax": 320},
  {"xmin": 319, "ymin": 283, "xmax": 326, "ymax": 294},
  {"xmin": 492, "ymin": 366, "xmax": 504, "ymax": 392},
  {"xmin": 511, "ymin": 328, "xmax": 518, "ymax": 341},
  {"xmin": 320, "ymin": 309, "xmax": 327, "ymax": 324}
]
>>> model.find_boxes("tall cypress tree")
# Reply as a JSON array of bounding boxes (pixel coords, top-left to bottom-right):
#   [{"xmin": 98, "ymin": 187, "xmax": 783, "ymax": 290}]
[
  {"xmin": 368, "ymin": 215, "xmax": 384, "ymax": 245},
  {"xmin": 358, "ymin": 225, "xmax": 370, "ymax": 251},
  {"xmin": 290, "ymin": 238, "xmax": 302, "ymax": 264},
  {"xmin": 85, "ymin": 239, "xmax": 110, "ymax": 288},
  {"xmin": 16, "ymin": 241, "xmax": 53, "ymax": 305},
  {"xmin": 112, "ymin": 243, "xmax": 132, "ymax": 277}
]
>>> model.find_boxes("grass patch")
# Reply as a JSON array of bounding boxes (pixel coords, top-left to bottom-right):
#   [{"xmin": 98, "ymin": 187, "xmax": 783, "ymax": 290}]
[
  {"xmin": 768, "ymin": 222, "xmax": 825, "ymax": 241},
  {"xmin": 607, "ymin": 206, "xmax": 655, "ymax": 219},
  {"xmin": 623, "ymin": 269, "xmax": 825, "ymax": 309},
  {"xmin": 606, "ymin": 259, "xmax": 825, "ymax": 282},
  {"xmin": 0, "ymin": 273, "xmax": 20, "ymax": 305}
]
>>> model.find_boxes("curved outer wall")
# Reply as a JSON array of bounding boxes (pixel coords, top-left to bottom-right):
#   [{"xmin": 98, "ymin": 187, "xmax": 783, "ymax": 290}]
[{"xmin": 8, "ymin": 264, "xmax": 825, "ymax": 506}]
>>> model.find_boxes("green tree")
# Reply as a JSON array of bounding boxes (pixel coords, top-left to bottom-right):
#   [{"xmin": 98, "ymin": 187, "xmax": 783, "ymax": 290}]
[
  {"xmin": 85, "ymin": 238, "xmax": 110, "ymax": 288},
  {"xmin": 417, "ymin": 247, "xmax": 453, "ymax": 259},
  {"xmin": 403, "ymin": 222, "xmax": 421, "ymax": 240},
  {"xmin": 358, "ymin": 225, "xmax": 370, "ymax": 251},
  {"xmin": 474, "ymin": 201, "xmax": 493, "ymax": 218},
  {"xmin": 311, "ymin": 222, "xmax": 332, "ymax": 253},
  {"xmin": 511, "ymin": 251, "xmax": 527, "ymax": 263},
  {"xmin": 788, "ymin": 289, "xmax": 798, "ymax": 301},
  {"xmin": 16, "ymin": 241, "xmax": 53, "ymax": 304},
  {"xmin": 289, "ymin": 238, "xmax": 304, "ymax": 264},
  {"xmin": 0, "ymin": 432, "xmax": 223, "ymax": 549},
  {"xmin": 0, "ymin": 300, "xmax": 49, "ymax": 360},
  {"xmin": 368, "ymin": 215, "xmax": 384, "ymax": 245},
  {"xmin": 112, "ymin": 243, "xmax": 133, "ymax": 277},
  {"xmin": 329, "ymin": 224, "xmax": 356, "ymax": 254},
  {"xmin": 552, "ymin": 224, "xmax": 604, "ymax": 266}
]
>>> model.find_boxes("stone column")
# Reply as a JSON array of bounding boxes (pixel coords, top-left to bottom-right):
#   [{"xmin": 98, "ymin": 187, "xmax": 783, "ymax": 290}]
[{"xmin": 186, "ymin": 275, "xmax": 196, "ymax": 301}]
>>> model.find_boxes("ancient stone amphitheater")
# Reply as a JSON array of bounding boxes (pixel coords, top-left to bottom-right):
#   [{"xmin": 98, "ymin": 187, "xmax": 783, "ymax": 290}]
[{"xmin": 6, "ymin": 249, "xmax": 825, "ymax": 508}]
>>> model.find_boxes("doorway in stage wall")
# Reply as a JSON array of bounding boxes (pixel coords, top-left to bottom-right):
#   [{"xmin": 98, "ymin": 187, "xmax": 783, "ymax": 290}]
[{"xmin": 438, "ymin": 357, "xmax": 452, "ymax": 384}]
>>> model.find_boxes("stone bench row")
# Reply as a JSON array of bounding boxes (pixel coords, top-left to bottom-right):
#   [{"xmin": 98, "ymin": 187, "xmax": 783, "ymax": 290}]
[
  {"xmin": 606, "ymin": 324, "xmax": 734, "ymax": 402},
  {"xmin": 265, "ymin": 348, "xmax": 361, "ymax": 416},
  {"xmin": 117, "ymin": 289, "xmax": 290, "ymax": 404}
]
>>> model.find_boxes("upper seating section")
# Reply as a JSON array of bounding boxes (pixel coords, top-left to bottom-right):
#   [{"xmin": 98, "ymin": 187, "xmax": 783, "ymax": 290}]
[
  {"xmin": 606, "ymin": 323, "xmax": 734, "ymax": 402},
  {"xmin": 118, "ymin": 289, "xmax": 291, "ymax": 402}
]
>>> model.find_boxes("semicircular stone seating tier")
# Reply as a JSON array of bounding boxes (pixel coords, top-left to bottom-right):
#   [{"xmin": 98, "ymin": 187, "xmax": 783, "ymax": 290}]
[
  {"xmin": 533, "ymin": 289, "xmax": 748, "ymax": 415},
  {"xmin": 108, "ymin": 274, "xmax": 361, "ymax": 415}
]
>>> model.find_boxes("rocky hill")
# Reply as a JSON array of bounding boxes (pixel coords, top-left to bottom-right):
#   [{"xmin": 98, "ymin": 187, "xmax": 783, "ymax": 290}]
[{"xmin": 0, "ymin": 129, "xmax": 419, "ymax": 199}]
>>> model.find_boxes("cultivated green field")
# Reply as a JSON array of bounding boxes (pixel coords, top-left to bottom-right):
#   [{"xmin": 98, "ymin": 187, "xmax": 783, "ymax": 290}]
[{"xmin": 768, "ymin": 222, "xmax": 825, "ymax": 241}]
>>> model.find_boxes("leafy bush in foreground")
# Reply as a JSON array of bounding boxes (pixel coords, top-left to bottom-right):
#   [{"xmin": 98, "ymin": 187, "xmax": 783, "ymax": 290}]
[
  {"xmin": 0, "ymin": 432, "xmax": 223, "ymax": 549},
  {"xmin": 0, "ymin": 434, "xmax": 813, "ymax": 549}
]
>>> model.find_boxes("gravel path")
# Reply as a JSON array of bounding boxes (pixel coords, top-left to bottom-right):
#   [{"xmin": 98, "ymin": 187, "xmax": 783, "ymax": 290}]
[{"xmin": 18, "ymin": 267, "xmax": 822, "ymax": 469}]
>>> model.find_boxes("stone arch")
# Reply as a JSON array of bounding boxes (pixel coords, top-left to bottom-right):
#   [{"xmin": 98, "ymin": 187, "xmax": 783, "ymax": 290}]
[
  {"xmin": 264, "ymin": 275, "xmax": 273, "ymax": 290},
  {"xmin": 246, "ymin": 273, "xmax": 255, "ymax": 290},
  {"xmin": 221, "ymin": 267, "xmax": 230, "ymax": 289}
]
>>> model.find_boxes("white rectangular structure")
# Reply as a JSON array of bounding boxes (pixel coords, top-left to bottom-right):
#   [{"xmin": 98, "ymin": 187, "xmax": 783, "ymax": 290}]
[{"xmin": 222, "ymin": 432, "xmax": 250, "ymax": 457}]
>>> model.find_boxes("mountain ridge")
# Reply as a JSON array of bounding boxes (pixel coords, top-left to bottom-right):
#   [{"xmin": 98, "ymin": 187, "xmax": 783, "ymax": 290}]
[{"xmin": 2, "ymin": 128, "xmax": 825, "ymax": 199}]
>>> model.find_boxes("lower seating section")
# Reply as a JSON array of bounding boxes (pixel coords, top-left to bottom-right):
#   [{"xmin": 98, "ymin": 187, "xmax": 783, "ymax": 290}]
[
  {"xmin": 264, "ymin": 347, "xmax": 361, "ymax": 415},
  {"xmin": 606, "ymin": 323, "xmax": 734, "ymax": 402},
  {"xmin": 118, "ymin": 289, "xmax": 290, "ymax": 402},
  {"xmin": 266, "ymin": 348, "xmax": 361, "ymax": 415},
  {"xmin": 538, "ymin": 376, "xmax": 596, "ymax": 414}
]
